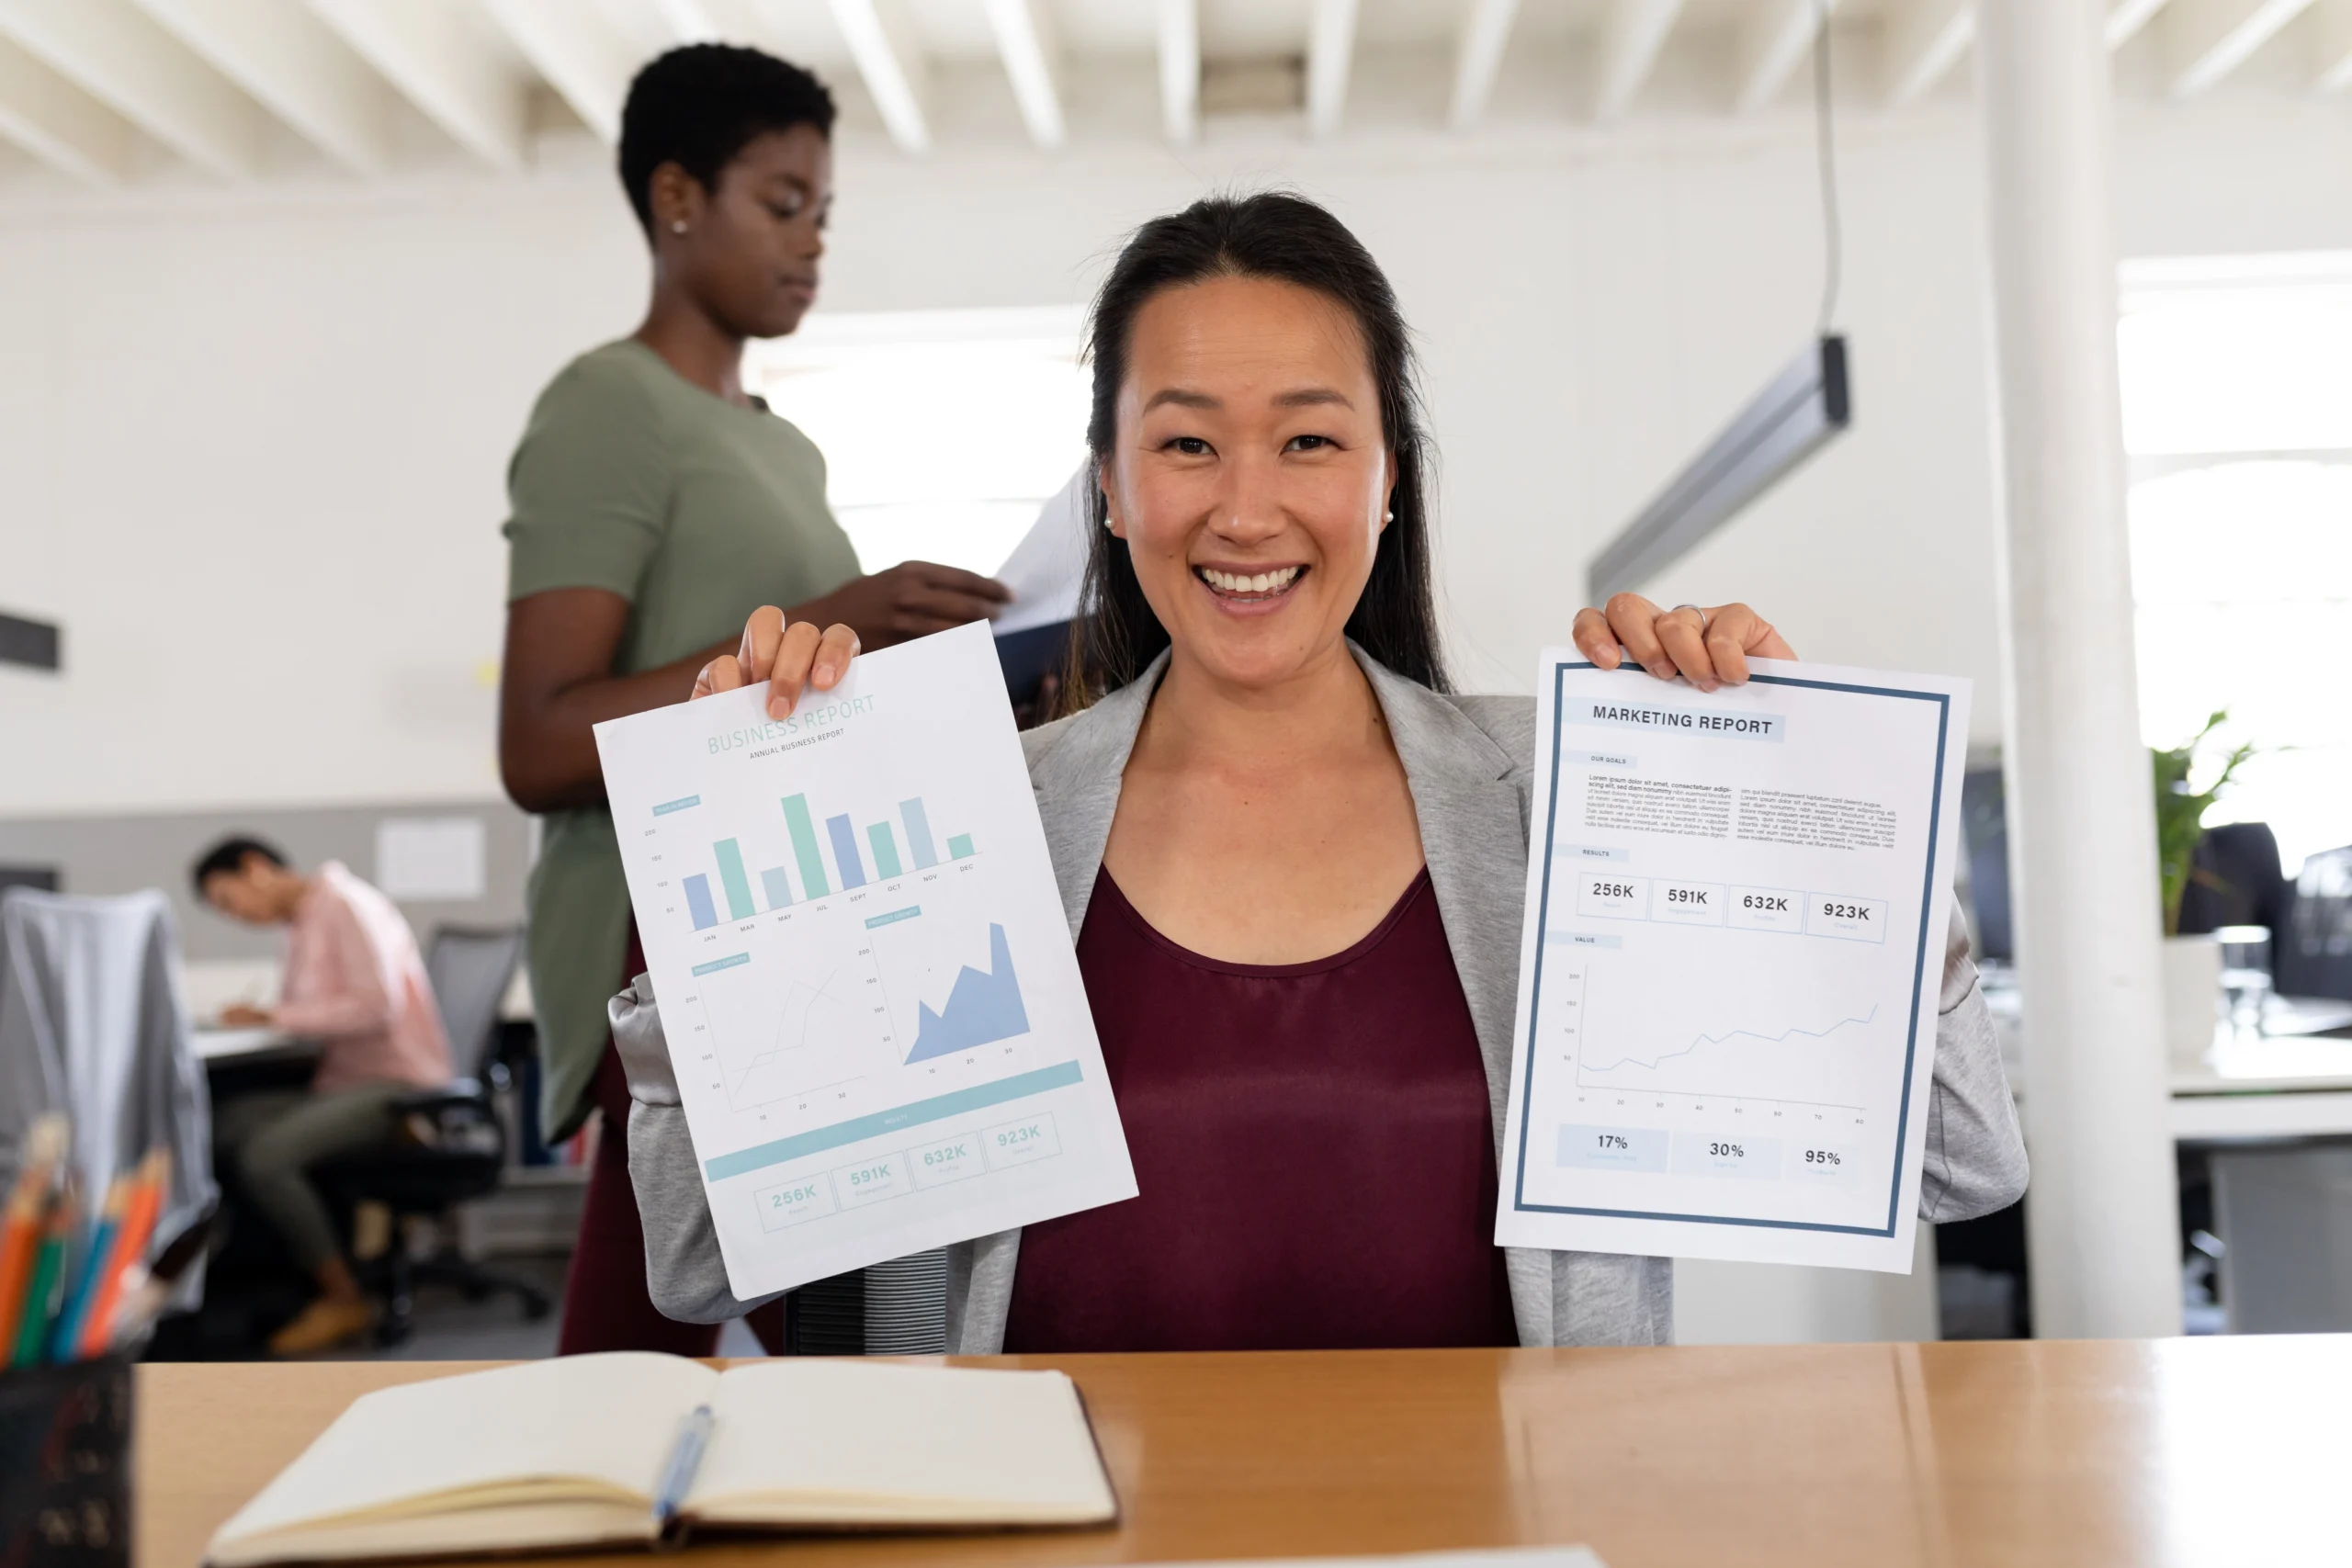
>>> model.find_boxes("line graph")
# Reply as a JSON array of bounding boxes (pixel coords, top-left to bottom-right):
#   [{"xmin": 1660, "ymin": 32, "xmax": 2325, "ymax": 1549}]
[
  {"xmin": 1582, "ymin": 1005, "xmax": 1880, "ymax": 1074},
  {"xmin": 724, "ymin": 965, "xmax": 861, "ymax": 1107},
  {"xmin": 1549, "ymin": 952, "xmax": 1889, "ymax": 1111},
  {"xmin": 701, "ymin": 947, "xmax": 899, "ymax": 1114}
]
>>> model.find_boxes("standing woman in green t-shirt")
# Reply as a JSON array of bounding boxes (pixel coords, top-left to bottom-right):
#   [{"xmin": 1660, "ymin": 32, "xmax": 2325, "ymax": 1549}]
[{"xmin": 498, "ymin": 45, "xmax": 1007, "ymax": 1354}]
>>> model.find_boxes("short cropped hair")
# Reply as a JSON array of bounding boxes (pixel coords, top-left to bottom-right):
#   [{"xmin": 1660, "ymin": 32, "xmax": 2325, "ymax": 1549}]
[
  {"xmin": 617, "ymin": 44, "xmax": 836, "ymax": 237},
  {"xmin": 191, "ymin": 836, "xmax": 287, "ymax": 897}
]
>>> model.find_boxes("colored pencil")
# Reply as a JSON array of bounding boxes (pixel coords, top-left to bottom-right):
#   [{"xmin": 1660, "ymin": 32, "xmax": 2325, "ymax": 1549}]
[
  {"xmin": 74, "ymin": 1150, "xmax": 167, "ymax": 1359},
  {"xmin": 0, "ymin": 1115, "xmax": 69, "ymax": 1354},
  {"xmin": 51, "ymin": 1169, "xmax": 132, "ymax": 1362},
  {"xmin": 10, "ymin": 1200, "xmax": 72, "ymax": 1367}
]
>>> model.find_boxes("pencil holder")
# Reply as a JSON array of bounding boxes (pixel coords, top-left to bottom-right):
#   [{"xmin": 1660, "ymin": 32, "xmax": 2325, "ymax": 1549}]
[{"xmin": 0, "ymin": 1355, "xmax": 132, "ymax": 1568}]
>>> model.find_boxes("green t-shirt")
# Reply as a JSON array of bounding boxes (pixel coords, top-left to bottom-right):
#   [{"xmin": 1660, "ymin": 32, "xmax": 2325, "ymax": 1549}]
[{"xmin": 503, "ymin": 339, "xmax": 862, "ymax": 1138}]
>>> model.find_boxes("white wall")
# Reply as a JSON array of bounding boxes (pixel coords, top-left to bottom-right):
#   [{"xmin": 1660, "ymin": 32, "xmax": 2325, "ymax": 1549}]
[{"xmin": 6, "ymin": 95, "xmax": 2352, "ymax": 820}]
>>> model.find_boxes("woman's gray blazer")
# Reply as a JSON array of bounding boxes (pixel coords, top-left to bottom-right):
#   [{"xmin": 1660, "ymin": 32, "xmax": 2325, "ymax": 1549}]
[{"xmin": 622, "ymin": 646, "xmax": 2030, "ymax": 1350}]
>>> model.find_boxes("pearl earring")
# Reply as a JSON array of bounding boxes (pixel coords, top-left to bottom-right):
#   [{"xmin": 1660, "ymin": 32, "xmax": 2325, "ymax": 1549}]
[
  {"xmin": 670, "ymin": 220, "xmax": 687, "ymax": 235},
  {"xmin": 1385, "ymin": 508, "xmax": 1395, "ymax": 522}
]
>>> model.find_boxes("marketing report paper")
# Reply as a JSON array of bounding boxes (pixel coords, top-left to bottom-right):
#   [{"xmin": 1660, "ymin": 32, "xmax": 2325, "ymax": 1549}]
[
  {"xmin": 594, "ymin": 621, "xmax": 1136, "ymax": 1300},
  {"xmin": 1496, "ymin": 653, "xmax": 1971, "ymax": 1271}
]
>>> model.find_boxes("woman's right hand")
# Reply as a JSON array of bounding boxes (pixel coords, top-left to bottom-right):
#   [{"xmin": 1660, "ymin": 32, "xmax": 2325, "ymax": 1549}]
[
  {"xmin": 803, "ymin": 560, "xmax": 1010, "ymax": 644},
  {"xmin": 693, "ymin": 606, "xmax": 861, "ymax": 720}
]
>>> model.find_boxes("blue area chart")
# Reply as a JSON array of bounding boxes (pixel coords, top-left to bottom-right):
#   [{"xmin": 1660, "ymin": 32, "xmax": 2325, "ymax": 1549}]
[{"xmin": 903, "ymin": 924, "xmax": 1031, "ymax": 1064}]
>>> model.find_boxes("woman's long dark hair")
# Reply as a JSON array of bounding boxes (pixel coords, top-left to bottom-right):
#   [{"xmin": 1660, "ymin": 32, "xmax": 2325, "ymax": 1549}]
[{"xmin": 1053, "ymin": 192, "xmax": 1448, "ymax": 715}]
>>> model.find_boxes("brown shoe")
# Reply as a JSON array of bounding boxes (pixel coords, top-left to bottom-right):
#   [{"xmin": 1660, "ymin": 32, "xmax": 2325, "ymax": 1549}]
[{"xmin": 267, "ymin": 1294, "xmax": 374, "ymax": 1356}]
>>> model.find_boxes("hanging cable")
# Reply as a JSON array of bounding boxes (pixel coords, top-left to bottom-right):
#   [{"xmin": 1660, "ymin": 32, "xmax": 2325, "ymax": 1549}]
[{"xmin": 1811, "ymin": 0, "xmax": 1843, "ymax": 335}]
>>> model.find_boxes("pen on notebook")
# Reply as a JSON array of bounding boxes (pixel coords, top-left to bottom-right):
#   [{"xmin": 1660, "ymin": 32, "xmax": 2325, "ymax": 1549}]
[
  {"xmin": 0, "ymin": 1114, "xmax": 70, "ymax": 1351},
  {"xmin": 651, "ymin": 1404, "xmax": 715, "ymax": 1534}
]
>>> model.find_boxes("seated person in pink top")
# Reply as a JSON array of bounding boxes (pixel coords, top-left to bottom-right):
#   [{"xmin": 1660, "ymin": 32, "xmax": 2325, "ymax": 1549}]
[{"xmin": 195, "ymin": 837, "xmax": 453, "ymax": 1355}]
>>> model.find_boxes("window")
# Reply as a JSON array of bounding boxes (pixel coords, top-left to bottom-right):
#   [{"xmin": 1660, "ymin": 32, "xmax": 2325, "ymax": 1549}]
[
  {"xmin": 745, "ymin": 305, "xmax": 1089, "ymax": 578},
  {"xmin": 2120, "ymin": 254, "xmax": 2352, "ymax": 874}
]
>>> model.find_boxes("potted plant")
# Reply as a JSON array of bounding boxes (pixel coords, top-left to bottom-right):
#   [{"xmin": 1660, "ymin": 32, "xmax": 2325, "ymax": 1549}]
[{"xmin": 2154, "ymin": 710, "xmax": 2256, "ymax": 1067}]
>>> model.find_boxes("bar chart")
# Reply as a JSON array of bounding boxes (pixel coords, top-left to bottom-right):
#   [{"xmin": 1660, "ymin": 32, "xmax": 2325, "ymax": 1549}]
[
  {"xmin": 675, "ymin": 792, "xmax": 982, "ymax": 932},
  {"xmin": 594, "ymin": 621, "xmax": 1136, "ymax": 1301}
]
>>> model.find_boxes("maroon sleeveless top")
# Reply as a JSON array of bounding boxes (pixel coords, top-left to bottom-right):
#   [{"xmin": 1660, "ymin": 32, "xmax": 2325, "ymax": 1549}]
[{"xmin": 1001, "ymin": 866, "xmax": 1517, "ymax": 1352}]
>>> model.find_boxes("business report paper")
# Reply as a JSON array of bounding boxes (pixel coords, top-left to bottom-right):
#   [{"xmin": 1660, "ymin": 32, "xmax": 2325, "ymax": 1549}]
[
  {"xmin": 1495, "ymin": 653, "xmax": 1971, "ymax": 1271},
  {"xmin": 594, "ymin": 621, "xmax": 1136, "ymax": 1300}
]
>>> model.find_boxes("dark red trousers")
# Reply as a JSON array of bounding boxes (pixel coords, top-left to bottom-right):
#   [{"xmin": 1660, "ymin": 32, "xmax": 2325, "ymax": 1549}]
[{"xmin": 555, "ymin": 934, "xmax": 784, "ymax": 1355}]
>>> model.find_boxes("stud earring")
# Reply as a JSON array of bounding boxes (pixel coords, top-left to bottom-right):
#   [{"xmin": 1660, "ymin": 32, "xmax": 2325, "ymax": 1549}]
[
  {"xmin": 670, "ymin": 220, "xmax": 687, "ymax": 235},
  {"xmin": 1385, "ymin": 508, "xmax": 1395, "ymax": 522}
]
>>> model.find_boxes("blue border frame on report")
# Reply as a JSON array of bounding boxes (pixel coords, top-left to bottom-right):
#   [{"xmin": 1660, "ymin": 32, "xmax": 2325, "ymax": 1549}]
[{"xmin": 1510, "ymin": 659, "xmax": 1952, "ymax": 1239}]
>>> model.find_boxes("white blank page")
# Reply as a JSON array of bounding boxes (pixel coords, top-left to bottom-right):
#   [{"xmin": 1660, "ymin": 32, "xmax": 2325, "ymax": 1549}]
[
  {"xmin": 213, "ymin": 1354, "xmax": 716, "ymax": 1543},
  {"xmin": 695, "ymin": 1361, "xmax": 1114, "ymax": 1518}
]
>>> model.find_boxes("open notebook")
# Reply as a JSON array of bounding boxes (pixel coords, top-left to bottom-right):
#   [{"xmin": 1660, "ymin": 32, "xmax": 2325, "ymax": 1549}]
[{"xmin": 205, "ymin": 1355, "xmax": 1118, "ymax": 1566}]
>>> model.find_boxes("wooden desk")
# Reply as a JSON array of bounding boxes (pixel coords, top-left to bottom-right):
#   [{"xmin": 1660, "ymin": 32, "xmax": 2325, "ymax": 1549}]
[{"xmin": 138, "ymin": 1338, "xmax": 2350, "ymax": 1568}]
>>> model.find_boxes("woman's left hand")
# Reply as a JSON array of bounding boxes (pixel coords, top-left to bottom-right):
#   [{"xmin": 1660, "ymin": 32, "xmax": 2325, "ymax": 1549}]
[{"xmin": 1571, "ymin": 593, "xmax": 1796, "ymax": 693}]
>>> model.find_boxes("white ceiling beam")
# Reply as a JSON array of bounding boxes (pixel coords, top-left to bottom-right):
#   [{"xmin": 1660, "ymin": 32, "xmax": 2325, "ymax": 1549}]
[
  {"xmin": 1448, "ymin": 0, "xmax": 1521, "ymax": 127},
  {"xmin": 1155, "ymin": 0, "xmax": 1197, "ymax": 142},
  {"xmin": 822, "ymin": 0, "xmax": 928, "ymax": 152},
  {"xmin": 130, "ymin": 0, "xmax": 390, "ymax": 175},
  {"xmin": 2317, "ymin": 0, "xmax": 2352, "ymax": 90},
  {"xmin": 2162, "ymin": 0, "xmax": 2314, "ymax": 93},
  {"xmin": 983, "ymin": 0, "xmax": 1062, "ymax": 148},
  {"xmin": 1306, "ymin": 0, "xmax": 1358, "ymax": 138},
  {"xmin": 1593, "ymin": 0, "xmax": 1684, "ymax": 123},
  {"xmin": 1883, "ymin": 0, "xmax": 1973, "ymax": 106},
  {"xmin": 2107, "ymin": 0, "xmax": 2175, "ymax": 48},
  {"xmin": 0, "ymin": 32, "xmax": 138, "ymax": 183},
  {"xmin": 0, "ymin": 0, "xmax": 261, "ymax": 178},
  {"xmin": 302, "ymin": 0, "xmax": 527, "ymax": 172},
  {"xmin": 1734, "ymin": 0, "xmax": 1836, "ymax": 115},
  {"xmin": 481, "ymin": 0, "xmax": 639, "ymax": 144},
  {"xmin": 652, "ymin": 0, "xmax": 719, "ymax": 44}
]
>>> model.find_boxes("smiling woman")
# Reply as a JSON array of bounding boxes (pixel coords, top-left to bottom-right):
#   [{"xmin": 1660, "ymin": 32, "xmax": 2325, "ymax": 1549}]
[{"xmin": 628, "ymin": 193, "xmax": 2030, "ymax": 1353}]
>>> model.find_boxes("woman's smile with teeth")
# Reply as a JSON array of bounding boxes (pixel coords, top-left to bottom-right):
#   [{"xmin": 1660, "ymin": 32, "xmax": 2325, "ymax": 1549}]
[{"xmin": 1197, "ymin": 565, "xmax": 1304, "ymax": 597}]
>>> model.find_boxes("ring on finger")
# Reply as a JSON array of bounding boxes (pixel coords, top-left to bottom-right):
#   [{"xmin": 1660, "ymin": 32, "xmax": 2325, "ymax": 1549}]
[{"xmin": 1671, "ymin": 603, "xmax": 1711, "ymax": 635}]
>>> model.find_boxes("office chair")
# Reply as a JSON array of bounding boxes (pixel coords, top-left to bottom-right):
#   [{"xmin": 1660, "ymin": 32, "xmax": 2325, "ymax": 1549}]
[
  {"xmin": 2278, "ymin": 847, "xmax": 2352, "ymax": 1002},
  {"xmin": 2177, "ymin": 821, "xmax": 2294, "ymax": 938},
  {"xmin": 0, "ymin": 889, "xmax": 218, "ymax": 1314},
  {"xmin": 317, "ymin": 924, "xmax": 549, "ymax": 1345}
]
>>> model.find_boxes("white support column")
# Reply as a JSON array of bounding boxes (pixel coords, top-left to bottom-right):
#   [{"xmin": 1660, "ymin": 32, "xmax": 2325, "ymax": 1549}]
[{"xmin": 1974, "ymin": 0, "xmax": 2182, "ymax": 1341}]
